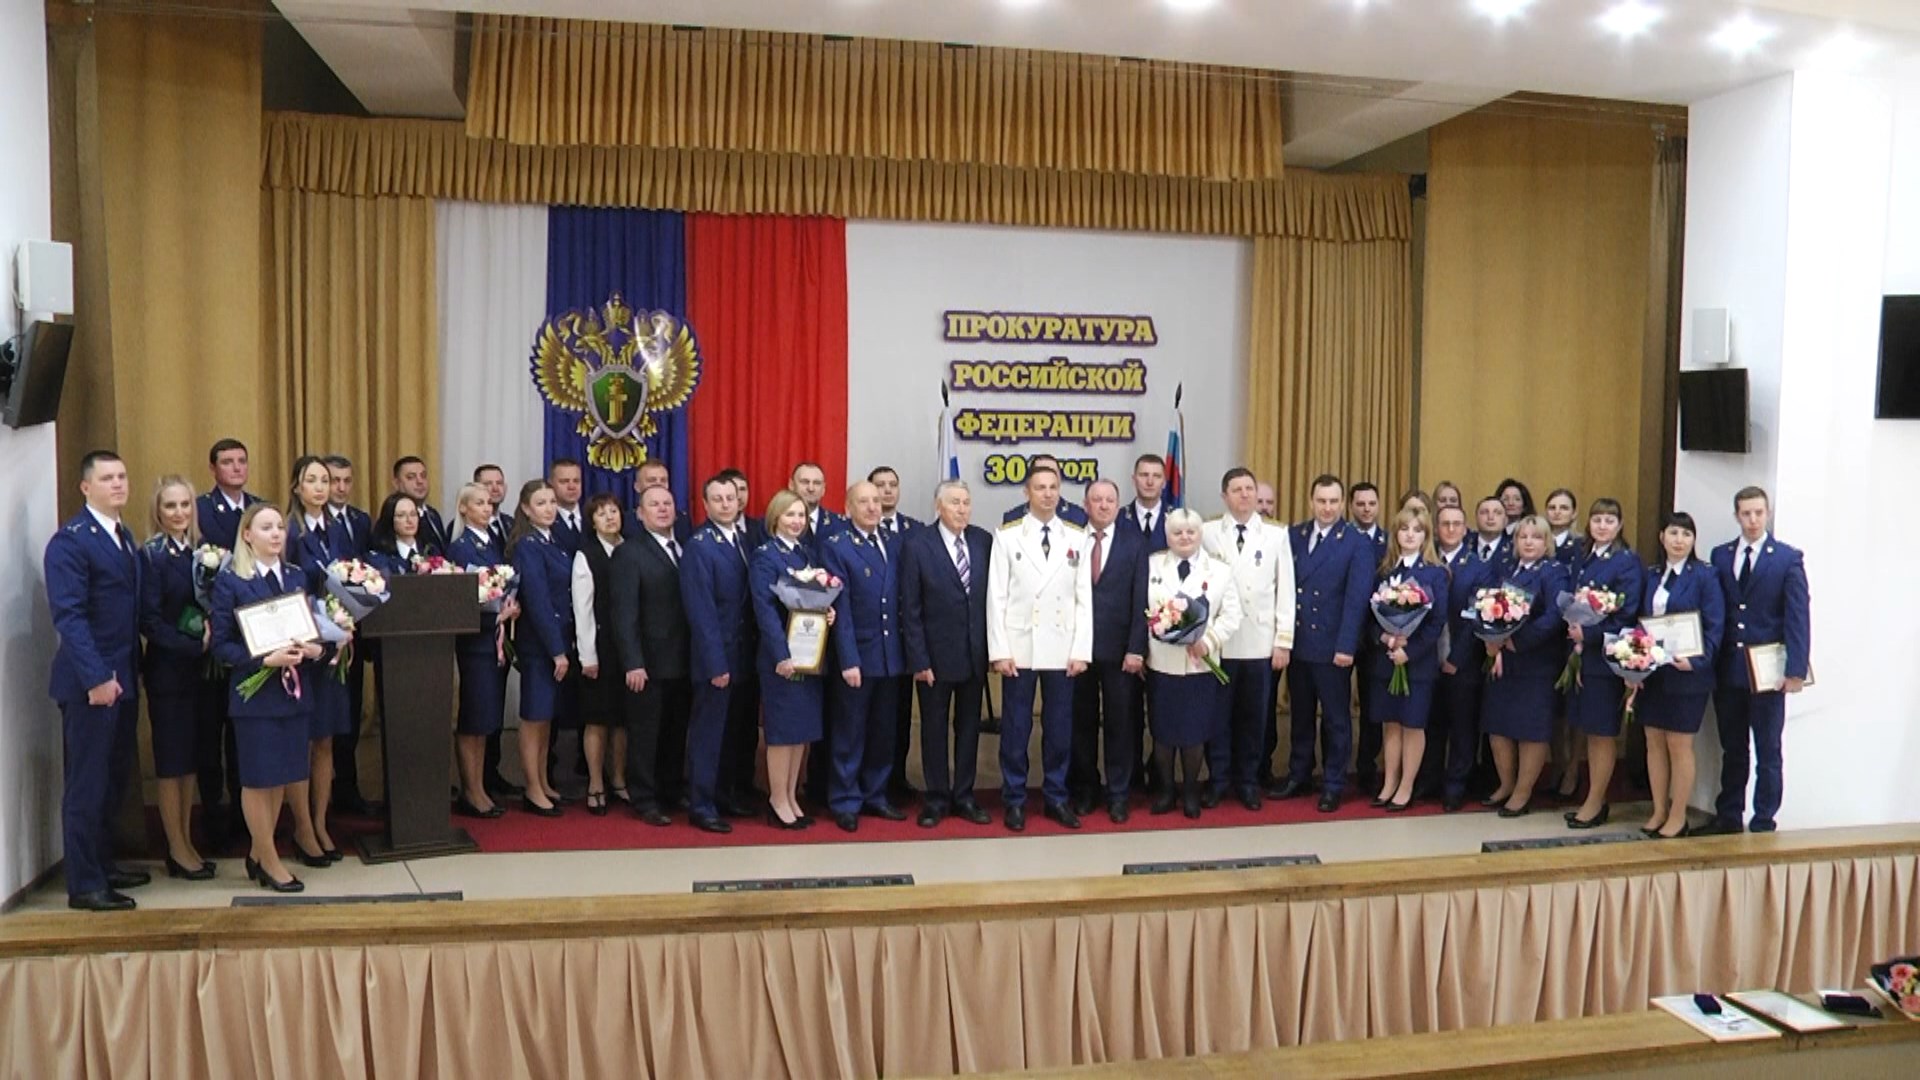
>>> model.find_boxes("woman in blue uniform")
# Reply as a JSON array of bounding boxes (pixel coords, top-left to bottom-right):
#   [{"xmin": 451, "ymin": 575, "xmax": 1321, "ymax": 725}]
[
  {"xmin": 210, "ymin": 504, "xmax": 326, "ymax": 892},
  {"xmin": 570, "ymin": 493, "xmax": 629, "ymax": 814},
  {"xmin": 1495, "ymin": 479, "xmax": 1536, "ymax": 534},
  {"xmin": 1563, "ymin": 497, "xmax": 1643, "ymax": 829},
  {"xmin": 1479, "ymin": 515, "xmax": 1569, "ymax": 817},
  {"xmin": 139, "ymin": 476, "xmax": 215, "ymax": 879},
  {"xmin": 507, "ymin": 479, "xmax": 571, "ymax": 817},
  {"xmin": 286, "ymin": 455, "xmax": 352, "ymax": 860},
  {"xmin": 1365, "ymin": 507, "xmax": 1451, "ymax": 812},
  {"xmin": 1542, "ymin": 488, "xmax": 1586, "ymax": 802},
  {"xmin": 367, "ymin": 491, "xmax": 439, "ymax": 577},
  {"xmin": 447, "ymin": 483, "xmax": 511, "ymax": 818},
  {"xmin": 1637, "ymin": 511, "xmax": 1725, "ymax": 839},
  {"xmin": 1140, "ymin": 509, "xmax": 1239, "ymax": 819},
  {"xmin": 750, "ymin": 490, "xmax": 835, "ymax": 829}
]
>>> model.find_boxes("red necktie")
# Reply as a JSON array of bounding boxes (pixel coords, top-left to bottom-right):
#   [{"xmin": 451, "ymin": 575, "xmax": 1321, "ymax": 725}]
[{"xmin": 1091, "ymin": 529, "xmax": 1106, "ymax": 584}]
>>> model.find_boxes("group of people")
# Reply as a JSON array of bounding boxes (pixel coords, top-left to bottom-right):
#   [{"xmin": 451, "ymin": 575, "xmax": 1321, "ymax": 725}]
[{"xmin": 46, "ymin": 440, "xmax": 1812, "ymax": 912}]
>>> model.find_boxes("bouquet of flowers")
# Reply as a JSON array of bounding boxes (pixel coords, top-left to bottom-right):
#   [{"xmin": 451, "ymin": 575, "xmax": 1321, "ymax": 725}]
[
  {"xmin": 316, "ymin": 594, "xmax": 357, "ymax": 682},
  {"xmin": 1602, "ymin": 628, "xmax": 1668, "ymax": 725},
  {"xmin": 1465, "ymin": 584, "xmax": 1534, "ymax": 678},
  {"xmin": 1870, "ymin": 956, "xmax": 1920, "ymax": 1019},
  {"xmin": 411, "ymin": 554, "xmax": 455, "ymax": 575},
  {"xmin": 1555, "ymin": 586, "xmax": 1626, "ymax": 692},
  {"xmin": 191, "ymin": 543, "xmax": 230, "ymax": 610},
  {"xmin": 325, "ymin": 558, "xmax": 390, "ymax": 620},
  {"xmin": 1371, "ymin": 577, "xmax": 1434, "ymax": 696},
  {"xmin": 1145, "ymin": 589, "xmax": 1227, "ymax": 684},
  {"xmin": 474, "ymin": 565, "xmax": 518, "ymax": 612},
  {"xmin": 772, "ymin": 566, "xmax": 844, "ymax": 613}
]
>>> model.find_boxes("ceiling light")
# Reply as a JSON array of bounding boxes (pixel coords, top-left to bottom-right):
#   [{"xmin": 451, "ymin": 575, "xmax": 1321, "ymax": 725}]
[
  {"xmin": 1472, "ymin": 0, "xmax": 1534, "ymax": 22},
  {"xmin": 1164, "ymin": 0, "xmax": 1220, "ymax": 12},
  {"xmin": 1710, "ymin": 14, "xmax": 1776, "ymax": 56},
  {"xmin": 1803, "ymin": 29, "xmax": 1879, "ymax": 71},
  {"xmin": 1598, "ymin": 1, "xmax": 1663, "ymax": 39}
]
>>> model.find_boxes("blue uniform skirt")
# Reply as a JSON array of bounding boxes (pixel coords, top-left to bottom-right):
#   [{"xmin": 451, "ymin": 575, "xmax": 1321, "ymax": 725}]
[
  {"xmin": 1482, "ymin": 669, "xmax": 1556, "ymax": 743},
  {"xmin": 455, "ymin": 646, "xmax": 507, "ymax": 736},
  {"xmin": 1637, "ymin": 677, "xmax": 1709, "ymax": 734},
  {"xmin": 1568, "ymin": 667, "xmax": 1627, "ymax": 738},
  {"xmin": 146, "ymin": 691, "xmax": 199, "ymax": 779},
  {"xmin": 518, "ymin": 650, "xmax": 566, "ymax": 723},
  {"xmin": 759, "ymin": 661, "xmax": 823, "ymax": 747},
  {"xmin": 235, "ymin": 713, "xmax": 311, "ymax": 789},
  {"xmin": 1365, "ymin": 673, "xmax": 1435, "ymax": 730},
  {"xmin": 1147, "ymin": 670, "xmax": 1222, "ymax": 749},
  {"xmin": 307, "ymin": 657, "xmax": 352, "ymax": 741}
]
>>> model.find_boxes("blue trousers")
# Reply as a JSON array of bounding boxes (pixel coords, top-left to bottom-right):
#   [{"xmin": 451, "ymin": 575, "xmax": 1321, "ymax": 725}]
[
  {"xmin": 829, "ymin": 675, "xmax": 901, "ymax": 814},
  {"xmin": 61, "ymin": 694, "xmax": 138, "ymax": 896},
  {"xmin": 1712, "ymin": 686, "xmax": 1787, "ymax": 831},
  {"xmin": 1205, "ymin": 658, "xmax": 1273, "ymax": 795},
  {"xmin": 1000, "ymin": 668, "xmax": 1074, "ymax": 808},
  {"xmin": 687, "ymin": 680, "xmax": 730, "ymax": 819},
  {"xmin": 1286, "ymin": 661, "xmax": 1354, "ymax": 795}
]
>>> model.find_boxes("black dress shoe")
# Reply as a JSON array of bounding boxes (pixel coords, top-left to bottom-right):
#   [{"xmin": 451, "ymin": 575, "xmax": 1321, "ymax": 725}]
[
  {"xmin": 1237, "ymin": 789, "xmax": 1263, "ymax": 812},
  {"xmin": 1657, "ymin": 824, "xmax": 1694, "ymax": 840},
  {"xmin": 485, "ymin": 775, "xmax": 524, "ymax": 798},
  {"xmin": 335, "ymin": 794, "xmax": 380, "ymax": 818},
  {"xmin": 634, "ymin": 807, "xmax": 671, "ymax": 827},
  {"xmin": 1370, "ymin": 795, "xmax": 1391, "ymax": 809},
  {"xmin": 1316, "ymin": 792, "xmax": 1341, "ymax": 813},
  {"xmin": 106, "ymin": 868, "xmax": 151, "ymax": 890},
  {"xmin": 293, "ymin": 848, "xmax": 331, "ymax": 870},
  {"xmin": 690, "ymin": 814, "xmax": 733, "ymax": 834},
  {"xmin": 1692, "ymin": 820, "xmax": 1743, "ymax": 837},
  {"xmin": 1480, "ymin": 794, "xmax": 1507, "ymax": 808},
  {"xmin": 322, "ymin": 848, "xmax": 345, "ymax": 864},
  {"xmin": 166, "ymin": 856, "xmax": 217, "ymax": 881},
  {"xmin": 245, "ymin": 858, "xmax": 304, "ymax": 893},
  {"xmin": 586, "ymin": 791, "xmax": 610, "ymax": 817},
  {"xmin": 917, "ymin": 806, "xmax": 945, "ymax": 828},
  {"xmin": 715, "ymin": 797, "xmax": 755, "ymax": 819},
  {"xmin": 1043, "ymin": 803, "xmax": 1082, "ymax": 829},
  {"xmin": 1150, "ymin": 790, "xmax": 1178, "ymax": 815},
  {"xmin": 1005, "ymin": 805, "xmax": 1027, "ymax": 832},
  {"xmin": 863, "ymin": 801, "xmax": 908, "ymax": 822},
  {"xmin": 1070, "ymin": 795, "xmax": 1097, "ymax": 818},
  {"xmin": 1268, "ymin": 779, "xmax": 1312, "ymax": 800},
  {"xmin": 522, "ymin": 799, "xmax": 563, "ymax": 818},
  {"xmin": 954, "ymin": 801, "xmax": 991, "ymax": 825},
  {"xmin": 1567, "ymin": 804, "xmax": 1610, "ymax": 830},
  {"xmin": 68, "ymin": 890, "xmax": 135, "ymax": 912},
  {"xmin": 1200, "ymin": 787, "xmax": 1221, "ymax": 810},
  {"xmin": 1385, "ymin": 799, "xmax": 1413, "ymax": 813},
  {"xmin": 1108, "ymin": 800, "xmax": 1130, "ymax": 824},
  {"xmin": 1497, "ymin": 801, "xmax": 1532, "ymax": 819},
  {"xmin": 795, "ymin": 814, "xmax": 817, "ymax": 829},
  {"xmin": 834, "ymin": 812, "xmax": 860, "ymax": 833},
  {"xmin": 1442, "ymin": 794, "xmax": 1465, "ymax": 813},
  {"xmin": 455, "ymin": 798, "xmax": 506, "ymax": 819},
  {"xmin": 766, "ymin": 810, "xmax": 807, "ymax": 831}
]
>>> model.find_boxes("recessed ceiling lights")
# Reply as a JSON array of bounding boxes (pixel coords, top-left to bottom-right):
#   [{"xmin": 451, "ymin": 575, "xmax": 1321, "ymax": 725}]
[
  {"xmin": 1710, "ymin": 13, "xmax": 1776, "ymax": 56},
  {"xmin": 1472, "ymin": 0, "xmax": 1534, "ymax": 22},
  {"xmin": 1164, "ymin": 0, "xmax": 1220, "ymax": 12},
  {"xmin": 1598, "ymin": 1, "xmax": 1663, "ymax": 40}
]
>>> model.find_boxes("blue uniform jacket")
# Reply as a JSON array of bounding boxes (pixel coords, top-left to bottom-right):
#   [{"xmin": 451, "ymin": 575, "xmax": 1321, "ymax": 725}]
[
  {"xmin": 898, "ymin": 523, "xmax": 993, "ymax": 681},
  {"xmin": 1090, "ymin": 524, "xmax": 1149, "ymax": 662},
  {"xmin": 1553, "ymin": 534, "xmax": 1585, "ymax": 565},
  {"xmin": 1446, "ymin": 548, "xmax": 1502, "ymax": 670},
  {"xmin": 1568, "ymin": 544, "xmax": 1644, "ymax": 675},
  {"xmin": 1363, "ymin": 561, "xmax": 1452, "ymax": 685},
  {"xmin": 446, "ymin": 528, "xmax": 503, "ymax": 658},
  {"xmin": 1288, "ymin": 521, "xmax": 1374, "ymax": 662},
  {"xmin": 210, "ymin": 564, "xmax": 317, "ymax": 719},
  {"xmin": 1709, "ymin": 535, "xmax": 1812, "ymax": 688},
  {"xmin": 139, "ymin": 538, "xmax": 208, "ymax": 697},
  {"xmin": 750, "ymin": 538, "xmax": 815, "ymax": 668},
  {"xmin": 1118, "ymin": 500, "xmax": 1169, "ymax": 553},
  {"xmin": 195, "ymin": 490, "xmax": 263, "ymax": 552},
  {"xmin": 1643, "ymin": 559, "xmax": 1725, "ymax": 696},
  {"xmin": 802, "ymin": 508, "xmax": 847, "ymax": 558},
  {"xmin": 511, "ymin": 530, "xmax": 574, "ymax": 662},
  {"xmin": 1488, "ymin": 560, "xmax": 1570, "ymax": 679},
  {"xmin": 288, "ymin": 511, "xmax": 354, "ymax": 576},
  {"xmin": 823, "ymin": 527, "xmax": 907, "ymax": 677},
  {"xmin": 46, "ymin": 512, "xmax": 144, "ymax": 705},
  {"xmin": 680, "ymin": 522, "xmax": 757, "ymax": 683}
]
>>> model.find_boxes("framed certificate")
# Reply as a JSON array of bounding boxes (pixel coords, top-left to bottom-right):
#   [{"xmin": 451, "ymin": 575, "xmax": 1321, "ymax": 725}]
[
  {"xmin": 1639, "ymin": 611, "xmax": 1704, "ymax": 659},
  {"xmin": 1747, "ymin": 642, "xmax": 1815, "ymax": 693},
  {"xmin": 236, "ymin": 592, "xmax": 320, "ymax": 659},
  {"xmin": 786, "ymin": 611, "xmax": 830, "ymax": 675}
]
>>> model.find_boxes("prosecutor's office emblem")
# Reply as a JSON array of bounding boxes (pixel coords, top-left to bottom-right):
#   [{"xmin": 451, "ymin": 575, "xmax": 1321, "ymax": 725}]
[{"xmin": 530, "ymin": 293, "xmax": 702, "ymax": 472}]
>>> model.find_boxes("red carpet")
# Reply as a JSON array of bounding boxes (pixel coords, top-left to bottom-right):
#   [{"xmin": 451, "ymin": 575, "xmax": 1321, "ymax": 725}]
[{"xmin": 458, "ymin": 790, "xmax": 1485, "ymax": 854}]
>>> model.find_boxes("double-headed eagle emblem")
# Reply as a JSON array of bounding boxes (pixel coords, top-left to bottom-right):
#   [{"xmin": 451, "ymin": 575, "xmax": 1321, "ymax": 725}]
[{"xmin": 530, "ymin": 293, "xmax": 702, "ymax": 472}]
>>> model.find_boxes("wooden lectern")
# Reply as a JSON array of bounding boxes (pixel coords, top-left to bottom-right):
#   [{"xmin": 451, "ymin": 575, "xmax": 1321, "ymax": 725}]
[{"xmin": 356, "ymin": 573, "xmax": 483, "ymax": 863}]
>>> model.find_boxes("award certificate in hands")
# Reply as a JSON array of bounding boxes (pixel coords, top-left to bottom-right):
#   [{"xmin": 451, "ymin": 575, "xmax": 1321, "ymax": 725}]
[
  {"xmin": 236, "ymin": 592, "xmax": 321, "ymax": 659},
  {"xmin": 1639, "ymin": 611, "xmax": 1704, "ymax": 660},
  {"xmin": 787, "ymin": 612, "xmax": 829, "ymax": 675}
]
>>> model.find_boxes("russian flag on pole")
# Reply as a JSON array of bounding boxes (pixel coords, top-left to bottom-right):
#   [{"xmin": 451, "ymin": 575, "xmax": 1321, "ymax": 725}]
[
  {"xmin": 936, "ymin": 382, "xmax": 961, "ymax": 482},
  {"xmin": 1164, "ymin": 383, "xmax": 1186, "ymax": 509}
]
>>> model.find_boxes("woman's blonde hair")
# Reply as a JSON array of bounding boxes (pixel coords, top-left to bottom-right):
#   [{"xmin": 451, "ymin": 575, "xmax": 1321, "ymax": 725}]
[
  {"xmin": 1377, "ymin": 506, "xmax": 1440, "ymax": 575},
  {"xmin": 149, "ymin": 475, "xmax": 199, "ymax": 545},
  {"xmin": 228, "ymin": 503, "xmax": 284, "ymax": 579},
  {"xmin": 1512, "ymin": 514, "xmax": 1555, "ymax": 560},
  {"xmin": 765, "ymin": 489, "xmax": 806, "ymax": 540}
]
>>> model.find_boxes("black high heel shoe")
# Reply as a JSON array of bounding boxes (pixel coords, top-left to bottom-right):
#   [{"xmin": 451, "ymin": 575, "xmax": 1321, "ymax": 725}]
[
  {"xmin": 1567, "ymin": 804, "xmax": 1610, "ymax": 830},
  {"xmin": 766, "ymin": 809, "xmax": 807, "ymax": 831},
  {"xmin": 587, "ymin": 790, "xmax": 609, "ymax": 817},
  {"xmin": 166, "ymin": 855, "xmax": 216, "ymax": 881},
  {"xmin": 1497, "ymin": 800, "xmax": 1533, "ymax": 819},
  {"xmin": 322, "ymin": 847, "xmax": 345, "ymax": 863},
  {"xmin": 245, "ymin": 857, "xmax": 304, "ymax": 893},
  {"xmin": 294, "ymin": 845, "xmax": 331, "ymax": 869}
]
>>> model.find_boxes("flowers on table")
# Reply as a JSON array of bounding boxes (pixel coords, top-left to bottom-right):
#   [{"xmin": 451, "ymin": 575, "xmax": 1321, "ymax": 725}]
[
  {"xmin": 1145, "ymin": 588, "xmax": 1227, "ymax": 684},
  {"xmin": 1370, "ymin": 576, "xmax": 1434, "ymax": 696},
  {"xmin": 324, "ymin": 558, "xmax": 390, "ymax": 620},
  {"xmin": 1465, "ymin": 584, "xmax": 1534, "ymax": 678},
  {"xmin": 1555, "ymin": 586, "xmax": 1626, "ymax": 692},
  {"xmin": 411, "ymin": 554, "xmax": 455, "ymax": 575},
  {"xmin": 1601, "ymin": 627, "xmax": 1669, "ymax": 725}
]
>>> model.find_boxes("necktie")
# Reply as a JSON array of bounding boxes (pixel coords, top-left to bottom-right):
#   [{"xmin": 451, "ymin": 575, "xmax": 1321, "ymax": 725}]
[
  {"xmin": 267, "ymin": 568, "xmax": 283, "ymax": 593},
  {"xmin": 1481, "ymin": 541, "xmax": 1494, "ymax": 561},
  {"xmin": 1309, "ymin": 530, "xmax": 1322, "ymax": 554},
  {"xmin": 1660, "ymin": 568, "xmax": 1676, "ymax": 594},
  {"xmin": 1040, "ymin": 523, "xmax": 1051, "ymax": 559},
  {"xmin": 732, "ymin": 529, "xmax": 746, "ymax": 562},
  {"xmin": 1091, "ymin": 529, "xmax": 1106, "ymax": 584},
  {"xmin": 1143, "ymin": 510, "xmax": 1155, "ymax": 536},
  {"xmin": 667, "ymin": 539, "xmax": 682, "ymax": 565},
  {"xmin": 871, "ymin": 531, "xmax": 887, "ymax": 565},
  {"xmin": 954, "ymin": 536, "xmax": 971, "ymax": 589},
  {"xmin": 885, "ymin": 517, "xmax": 897, "ymax": 535},
  {"xmin": 1236, "ymin": 523, "xmax": 1247, "ymax": 553},
  {"xmin": 1739, "ymin": 546, "xmax": 1753, "ymax": 583},
  {"xmin": 1177, "ymin": 558, "xmax": 1191, "ymax": 581}
]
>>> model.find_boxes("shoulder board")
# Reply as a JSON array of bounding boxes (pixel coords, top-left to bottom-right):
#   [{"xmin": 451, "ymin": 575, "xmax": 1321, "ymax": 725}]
[
  {"xmin": 999, "ymin": 519, "xmax": 1022, "ymax": 531},
  {"xmin": 1057, "ymin": 521, "xmax": 1086, "ymax": 535}
]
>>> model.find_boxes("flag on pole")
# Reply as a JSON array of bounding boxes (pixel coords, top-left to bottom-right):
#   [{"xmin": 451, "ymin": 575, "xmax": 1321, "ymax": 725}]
[
  {"xmin": 937, "ymin": 382, "xmax": 961, "ymax": 482},
  {"xmin": 1164, "ymin": 383, "xmax": 1186, "ymax": 509}
]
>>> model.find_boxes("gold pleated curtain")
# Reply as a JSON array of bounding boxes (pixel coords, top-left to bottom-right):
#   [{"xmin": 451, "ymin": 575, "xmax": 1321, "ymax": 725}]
[
  {"xmin": 466, "ymin": 17, "xmax": 1284, "ymax": 181},
  {"xmin": 262, "ymin": 190, "xmax": 439, "ymax": 495},
  {"xmin": 1246, "ymin": 233, "xmax": 1414, "ymax": 521}
]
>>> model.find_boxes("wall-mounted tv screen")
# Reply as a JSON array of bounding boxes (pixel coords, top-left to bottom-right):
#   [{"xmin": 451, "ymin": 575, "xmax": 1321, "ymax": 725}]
[
  {"xmin": 1878, "ymin": 294, "xmax": 1920, "ymax": 420},
  {"xmin": 1678, "ymin": 368, "xmax": 1749, "ymax": 453}
]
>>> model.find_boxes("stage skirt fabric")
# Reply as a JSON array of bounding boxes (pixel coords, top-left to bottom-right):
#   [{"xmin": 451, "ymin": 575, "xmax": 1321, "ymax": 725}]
[{"xmin": 1147, "ymin": 670, "xmax": 1222, "ymax": 749}]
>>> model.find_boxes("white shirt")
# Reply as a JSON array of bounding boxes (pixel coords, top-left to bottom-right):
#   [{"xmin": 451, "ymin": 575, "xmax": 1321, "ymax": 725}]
[
  {"xmin": 466, "ymin": 525, "xmax": 491, "ymax": 547},
  {"xmin": 650, "ymin": 530, "xmax": 680, "ymax": 563},
  {"xmin": 304, "ymin": 513, "xmax": 328, "ymax": 535},
  {"xmin": 558, "ymin": 506, "xmax": 581, "ymax": 533},
  {"xmin": 1399, "ymin": 554, "xmax": 1420, "ymax": 570},
  {"xmin": 218, "ymin": 491, "xmax": 246, "ymax": 512},
  {"xmin": 255, "ymin": 557, "xmax": 285, "ymax": 585},
  {"xmin": 1553, "ymin": 530, "xmax": 1570, "ymax": 549},
  {"xmin": 939, "ymin": 523, "xmax": 969, "ymax": 575},
  {"xmin": 1477, "ymin": 534, "xmax": 1502, "ymax": 559},
  {"xmin": 1200, "ymin": 513, "xmax": 1296, "ymax": 657},
  {"xmin": 1439, "ymin": 544, "xmax": 1464, "ymax": 566},
  {"xmin": 1652, "ymin": 560, "xmax": 1687, "ymax": 617},
  {"xmin": 1134, "ymin": 502, "xmax": 1162, "ymax": 533},
  {"xmin": 570, "ymin": 546, "xmax": 605, "ymax": 669},
  {"xmin": 396, "ymin": 541, "xmax": 417, "ymax": 563},
  {"xmin": 1735, "ymin": 533, "xmax": 1769, "ymax": 577},
  {"xmin": 85, "ymin": 505, "xmax": 126, "ymax": 549}
]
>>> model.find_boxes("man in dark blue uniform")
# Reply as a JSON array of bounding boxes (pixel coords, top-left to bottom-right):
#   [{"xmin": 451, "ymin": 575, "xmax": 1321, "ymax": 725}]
[
  {"xmin": 821, "ymin": 481, "xmax": 910, "ymax": 831},
  {"xmin": 869, "ymin": 465, "xmax": 922, "ymax": 803},
  {"xmin": 194, "ymin": 437, "xmax": 261, "ymax": 839},
  {"xmin": 322, "ymin": 453, "xmax": 377, "ymax": 816},
  {"xmin": 679, "ymin": 474, "xmax": 761, "ymax": 831},
  {"xmin": 47, "ymin": 450, "xmax": 150, "ymax": 911},
  {"xmin": 1348, "ymin": 482, "xmax": 1390, "ymax": 797}
]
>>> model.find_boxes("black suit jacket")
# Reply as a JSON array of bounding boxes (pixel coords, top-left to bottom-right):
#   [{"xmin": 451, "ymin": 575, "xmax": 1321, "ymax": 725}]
[
  {"xmin": 1088, "ymin": 523, "xmax": 1149, "ymax": 662},
  {"xmin": 418, "ymin": 503, "xmax": 452, "ymax": 553},
  {"xmin": 898, "ymin": 523, "xmax": 992, "ymax": 682},
  {"xmin": 620, "ymin": 509, "xmax": 694, "ymax": 545},
  {"xmin": 610, "ymin": 532, "xmax": 691, "ymax": 679}
]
